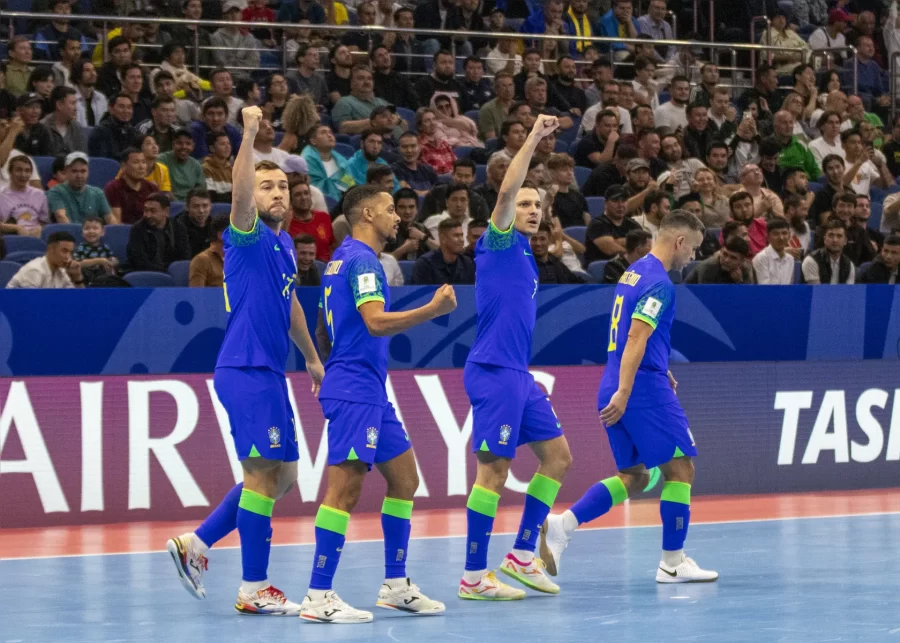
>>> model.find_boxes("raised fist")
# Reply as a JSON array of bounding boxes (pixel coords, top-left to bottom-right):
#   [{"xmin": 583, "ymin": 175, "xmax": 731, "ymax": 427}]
[
  {"xmin": 241, "ymin": 106, "xmax": 263, "ymax": 134},
  {"xmin": 430, "ymin": 284, "xmax": 457, "ymax": 317},
  {"xmin": 532, "ymin": 114, "xmax": 560, "ymax": 139}
]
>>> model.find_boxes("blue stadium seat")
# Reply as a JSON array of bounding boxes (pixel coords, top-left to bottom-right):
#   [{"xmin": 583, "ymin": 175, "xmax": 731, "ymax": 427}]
[
  {"xmin": 0, "ymin": 261, "xmax": 21, "ymax": 288},
  {"xmin": 793, "ymin": 260, "xmax": 802, "ymax": 284},
  {"xmin": 807, "ymin": 182, "xmax": 824, "ymax": 194},
  {"xmin": 564, "ymin": 225, "xmax": 586, "ymax": 244},
  {"xmin": 169, "ymin": 201, "xmax": 185, "ymax": 217},
  {"xmin": 554, "ymin": 139, "xmax": 569, "ymax": 153},
  {"xmin": 42, "ymin": 224, "xmax": 83, "ymax": 244},
  {"xmin": 398, "ymin": 260, "xmax": 414, "ymax": 283},
  {"xmin": 668, "ymin": 269, "xmax": 683, "ymax": 284},
  {"xmin": 5, "ymin": 250, "xmax": 45, "ymax": 264},
  {"xmin": 567, "ymin": 140, "xmax": 579, "ymax": 156},
  {"xmin": 334, "ymin": 143, "xmax": 355, "ymax": 159},
  {"xmin": 683, "ymin": 260, "xmax": 700, "ymax": 280},
  {"xmin": 210, "ymin": 203, "xmax": 232, "ymax": 217},
  {"xmin": 586, "ymin": 197, "xmax": 605, "ymax": 218},
  {"xmin": 484, "ymin": 138, "xmax": 498, "ymax": 152},
  {"xmin": 167, "ymin": 260, "xmax": 191, "ymax": 287},
  {"xmin": 88, "ymin": 158, "xmax": 121, "ymax": 189},
  {"xmin": 325, "ymin": 195, "xmax": 338, "ymax": 212},
  {"xmin": 349, "ymin": 134, "xmax": 361, "ymax": 149},
  {"xmin": 573, "ymin": 166, "xmax": 591, "ymax": 187},
  {"xmin": 858, "ymin": 261, "xmax": 873, "ymax": 279},
  {"xmin": 33, "ymin": 156, "xmax": 55, "ymax": 187},
  {"xmin": 396, "ymin": 107, "xmax": 416, "ymax": 132},
  {"xmin": 124, "ymin": 271, "xmax": 176, "ymax": 287},
  {"xmin": 7, "ymin": 0, "xmax": 31, "ymax": 37},
  {"xmin": 273, "ymin": 131, "xmax": 284, "ymax": 146},
  {"xmin": 436, "ymin": 173, "xmax": 452, "ymax": 185},
  {"xmin": 103, "ymin": 224, "xmax": 131, "ymax": 264},
  {"xmin": 557, "ymin": 117, "xmax": 581, "ymax": 143},
  {"xmin": 464, "ymin": 110, "xmax": 479, "ymax": 122},
  {"xmin": 587, "ymin": 260, "xmax": 608, "ymax": 281},
  {"xmin": 870, "ymin": 186, "xmax": 889, "ymax": 203},
  {"xmin": 4, "ymin": 236, "xmax": 46, "ymax": 253},
  {"xmin": 314, "ymin": 260, "xmax": 325, "ymax": 277},
  {"xmin": 335, "ymin": 134, "xmax": 353, "ymax": 144},
  {"xmin": 870, "ymin": 202, "xmax": 883, "ymax": 231},
  {"xmin": 475, "ymin": 164, "xmax": 487, "ymax": 184},
  {"xmin": 454, "ymin": 146, "xmax": 475, "ymax": 160}
]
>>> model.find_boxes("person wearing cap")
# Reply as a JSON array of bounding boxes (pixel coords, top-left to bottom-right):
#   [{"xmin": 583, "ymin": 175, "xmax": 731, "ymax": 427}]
[
  {"xmin": 42, "ymin": 86, "xmax": 87, "ymax": 156},
  {"xmin": 88, "ymin": 93, "xmax": 138, "ymax": 160},
  {"xmin": 808, "ymin": 8, "xmax": 850, "ymax": 65},
  {"xmin": 159, "ymin": 130, "xmax": 206, "ymax": 201},
  {"xmin": 210, "ymin": 1, "xmax": 261, "ymax": 80},
  {"xmin": 621, "ymin": 156, "xmax": 656, "ymax": 215},
  {"xmin": 759, "ymin": 10, "xmax": 811, "ymax": 75},
  {"xmin": 126, "ymin": 192, "xmax": 191, "ymax": 272},
  {"xmin": 13, "ymin": 93, "xmax": 54, "ymax": 157},
  {"xmin": 368, "ymin": 105, "xmax": 401, "ymax": 160},
  {"xmin": 331, "ymin": 66, "xmax": 401, "ymax": 137},
  {"xmin": 47, "ymin": 152, "xmax": 114, "ymax": 225},
  {"xmin": 583, "ymin": 184, "xmax": 643, "ymax": 266}
]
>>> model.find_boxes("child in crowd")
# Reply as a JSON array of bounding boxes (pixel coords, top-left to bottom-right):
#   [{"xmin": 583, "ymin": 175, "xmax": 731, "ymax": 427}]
[{"xmin": 73, "ymin": 216, "xmax": 117, "ymax": 284}]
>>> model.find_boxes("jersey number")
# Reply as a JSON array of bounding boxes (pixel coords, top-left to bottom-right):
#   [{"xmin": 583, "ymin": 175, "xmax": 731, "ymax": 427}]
[
  {"xmin": 607, "ymin": 294, "xmax": 624, "ymax": 352},
  {"xmin": 323, "ymin": 285, "xmax": 335, "ymax": 341}
]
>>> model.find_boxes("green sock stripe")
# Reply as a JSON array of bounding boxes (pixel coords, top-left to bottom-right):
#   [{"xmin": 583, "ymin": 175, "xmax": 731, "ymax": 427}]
[
  {"xmin": 526, "ymin": 473, "xmax": 562, "ymax": 508},
  {"xmin": 661, "ymin": 481, "xmax": 691, "ymax": 505},
  {"xmin": 382, "ymin": 497, "xmax": 414, "ymax": 520},
  {"xmin": 315, "ymin": 504, "xmax": 350, "ymax": 534},
  {"xmin": 238, "ymin": 489, "xmax": 275, "ymax": 517},
  {"xmin": 466, "ymin": 485, "xmax": 500, "ymax": 517},
  {"xmin": 602, "ymin": 476, "xmax": 629, "ymax": 506}
]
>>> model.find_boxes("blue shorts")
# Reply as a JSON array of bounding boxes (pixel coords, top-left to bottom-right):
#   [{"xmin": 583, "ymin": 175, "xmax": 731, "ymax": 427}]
[
  {"xmin": 464, "ymin": 362, "xmax": 564, "ymax": 459},
  {"xmin": 213, "ymin": 367, "xmax": 299, "ymax": 462},
  {"xmin": 603, "ymin": 401, "xmax": 697, "ymax": 470},
  {"xmin": 320, "ymin": 398, "xmax": 411, "ymax": 468}
]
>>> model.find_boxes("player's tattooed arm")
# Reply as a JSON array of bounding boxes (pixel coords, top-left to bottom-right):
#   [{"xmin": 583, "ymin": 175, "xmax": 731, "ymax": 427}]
[
  {"xmin": 315, "ymin": 308, "xmax": 332, "ymax": 362},
  {"xmin": 491, "ymin": 114, "xmax": 559, "ymax": 232},
  {"xmin": 231, "ymin": 106, "xmax": 263, "ymax": 232}
]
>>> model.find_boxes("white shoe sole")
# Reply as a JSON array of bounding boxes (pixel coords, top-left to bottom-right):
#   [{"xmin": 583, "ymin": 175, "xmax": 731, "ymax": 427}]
[
  {"xmin": 299, "ymin": 612, "xmax": 374, "ymax": 624},
  {"xmin": 166, "ymin": 538, "xmax": 205, "ymax": 600},
  {"xmin": 376, "ymin": 600, "xmax": 446, "ymax": 615},
  {"xmin": 656, "ymin": 571, "xmax": 719, "ymax": 584}
]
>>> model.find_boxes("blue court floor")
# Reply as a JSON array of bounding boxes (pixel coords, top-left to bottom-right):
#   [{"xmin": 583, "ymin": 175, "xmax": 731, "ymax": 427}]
[{"xmin": 4, "ymin": 513, "xmax": 900, "ymax": 642}]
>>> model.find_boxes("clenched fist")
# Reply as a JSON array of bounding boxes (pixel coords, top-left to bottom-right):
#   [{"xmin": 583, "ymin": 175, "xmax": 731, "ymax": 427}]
[
  {"xmin": 532, "ymin": 114, "xmax": 560, "ymax": 140},
  {"xmin": 241, "ymin": 106, "xmax": 263, "ymax": 135},
  {"xmin": 430, "ymin": 284, "xmax": 457, "ymax": 317}
]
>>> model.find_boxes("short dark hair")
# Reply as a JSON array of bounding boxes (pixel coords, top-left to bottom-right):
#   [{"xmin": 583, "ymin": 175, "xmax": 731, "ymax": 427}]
[
  {"xmin": 173, "ymin": 129, "xmax": 193, "ymax": 142},
  {"xmin": 729, "ymin": 190, "xmax": 753, "ymax": 209},
  {"xmin": 500, "ymin": 119, "xmax": 525, "ymax": 140},
  {"xmin": 614, "ymin": 143, "xmax": 638, "ymax": 160},
  {"xmin": 522, "ymin": 48, "xmax": 541, "ymax": 59},
  {"xmin": 817, "ymin": 110, "xmax": 842, "ymax": 130},
  {"xmin": 107, "ymin": 35, "xmax": 130, "ymax": 53},
  {"xmin": 643, "ymin": 189, "xmax": 668, "ymax": 213},
  {"xmin": 211, "ymin": 214, "xmax": 230, "ymax": 237},
  {"xmin": 360, "ymin": 128, "xmax": 382, "ymax": 142},
  {"xmin": 634, "ymin": 56, "xmax": 655, "ymax": 73},
  {"xmin": 393, "ymin": 187, "xmax": 417, "ymax": 203},
  {"xmin": 82, "ymin": 216, "xmax": 104, "ymax": 228},
  {"xmin": 766, "ymin": 218, "xmax": 790, "ymax": 234},
  {"xmin": 366, "ymin": 164, "xmax": 393, "ymax": 184},
  {"xmin": 453, "ymin": 158, "xmax": 476, "ymax": 172},
  {"xmin": 757, "ymin": 63, "xmax": 777, "ymax": 78},
  {"xmin": 469, "ymin": 218, "xmax": 489, "ymax": 231},
  {"xmin": 153, "ymin": 70, "xmax": 175, "ymax": 87},
  {"xmin": 145, "ymin": 192, "xmax": 171, "ymax": 209},
  {"xmin": 71, "ymin": 59, "xmax": 93, "ymax": 86},
  {"xmin": 235, "ymin": 78, "xmax": 258, "ymax": 101},
  {"xmin": 464, "ymin": 55, "xmax": 483, "ymax": 68},
  {"xmin": 120, "ymin": 146, "xmax": 142, "ymax": 163},
  {"xmin": 161, "ymin": 42, "xmax": 185, "ymax": 61},
  {"xmin": 833, "ymin": 191, "xmax": 858, "ymax": 208},
  {"xmin": 344, "ymin": 184, "xmax": 388, "ymax": 224},
  {"xmin": 724, "ymin": 235, "xmax": 750, "ymax": 256},
  {"xmin": 659, "ymin": 210, "xmax": 705, "ymax": 235},
  {"xmin": 151, "ymin": 95, "xmax": 175, "ymax": 110},
  {"xmin": 706, "ymin": 140, "xmax": 729, "ymax": 157},
  {"xmin": 884, "ymin": 234, "xmax": 900, "ymax": 246},
  {"xmin": 676, "ymin": 192, "xmax": 702, "ymax": 208},
  {"xmin": 293, "ymin": 233, "xmax": 316, "ymax": 246},
  {"xmin": 821, "ymin": 153, "xmax": 845, "ymax": 171},
  {"xmin": 186, "ymin": 188, "xmax": 212, "ymax": 205},
  {"xmin": 445, "ymin": 182, "xmax": 469, "ymax": 199},
  {"xmin": 209, "ymin": 68, "xmax": 231, "ymax": 84},
  {"xmin": 47, "ymin": 231, "xmax": 77, "ymax": 245},
  {"xmin": 722, "ymin": 220, "xmax": 747, "ymax": 242},
  {"xmin": 206, "ymin": 130, "xmax": 230, "ymax": 148},
  {"xmin": 438, "ymin": 217, "xmax": 463, "ymax": 233},
  {"xmin": 840, "ymin": 127, "xmax": 862, "ymax": 144},
  {"xmin": 434, "ymin": 49, "xmax": 454, "ymax": 62},
  {"xmin": 536, "ymin": 221, "xmax": 552, "ymax": 235},
  {"xmin": 783, "ymin": 167, "xmax": 807, "ymax": 183},
  {"xmin": 625, "ymin": 229, "xmax": 652, "ymax": 253},
  {"xmin": 111, "ymin": 93, "xmax": 134, "ymax": 107},
  {"xmin": 784, "ymin": 194, "xmax": 806, "ymax": 211},
  {"xmin": 202, "ymin": 96, "xmax": 228, "ymax": 114},
  {"xmin": 50, "ymin": 85, "xmax": 76, "ymax": 110},
  {"xmin": 824, "ymin": 218, "xmax": 847, "ymax": 233},
  {"xmin": 670, "ymin": 74, "xmax": 690, "ymax": 87}
]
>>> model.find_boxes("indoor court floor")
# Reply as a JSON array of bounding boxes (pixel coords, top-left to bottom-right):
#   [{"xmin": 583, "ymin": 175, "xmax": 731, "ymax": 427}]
[{"xmin": 4, "ymin": 490, "xmax": 900, "ymax": 642}]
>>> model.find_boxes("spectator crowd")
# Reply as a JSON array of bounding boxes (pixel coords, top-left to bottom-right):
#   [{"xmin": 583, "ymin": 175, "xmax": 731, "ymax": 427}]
[{"xmin": 1, "ymin": 0, "xmax": 899, "ymax": 289}]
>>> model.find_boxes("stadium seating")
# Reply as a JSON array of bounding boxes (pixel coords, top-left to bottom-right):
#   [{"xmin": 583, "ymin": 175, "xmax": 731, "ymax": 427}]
[
  {"xmin": 396, "ymin": 107, "xmax": 416, "ymax": 132},
  {"xmin": 587, "ymin": 260, "xmax": 607, "ymax": 281},
  {"xmin": 564, "ymin": 225, "xmax": 586, "ymax": 244},
  {"xmin": 475, "ymin": 164, "xmax": 487, "ymax": 184},
  {"xmin": 5, "ymin": 250, "xmax": 45, "ymax": 264},
  {"xmin": 167, "ymin": 261, "xmax": 191, "ymax": 287},
  {"xmin": 454, "ymin": 146, "xmax": 475, "ymax": 160},
  {"xmin": 169, "ymin": 201, "xmax": 186, "ymax": 217},
  {"xmin": 103, "ymin": 225, "xmax": 132, "ymax": 264},
  {"xmin": 668, "ymin": 269, "xmax": 683, "ymax": 284},
  {"xmin": 793, "ymin": 261, "xmax": 802, "ymax": 284},
  {"xmin": 33, "ymin": 156, "xmax": 54, "ymax": 187},
  {"xmin": 683, "ymin": 261, "xmax": 700, "ymax": 280},
  {"xmin": 124, "ymin": 271, "xmax": 175, "ymax": 287},
  {"xmin": 398, "ymin": 260, "xmax": 414, "ymax": 284},
  {"xmin": 42, "ymin": 224, "xmax": 83, "ymax": 244},
  {"xmin": 870, "ymin": 202, "xmax": 883, "ymax": 231},
  {"xmin": 586, "ymin": 197, "xmax": 605, "ymax": 218},
  {"xmin": 334, "ymin": 143, "xmax": 355, "ymax": 158},
  {"xmin": 4, "ymin": 236, "xmax": 46, "ymax": 254},
  {"xmin": 0, "ymin": 261, "xmax": 20, "ymax": 288},
  {"xmin": 574, "ymin": 166, "xmax": 591, "ymax": 186},
  {"xmin": 210, "ymin": 203, "xmax": 232, "ymax": 217},
  {"xmin": 88, "ymin": 158, "xmax": 121, "ymax": 189}
]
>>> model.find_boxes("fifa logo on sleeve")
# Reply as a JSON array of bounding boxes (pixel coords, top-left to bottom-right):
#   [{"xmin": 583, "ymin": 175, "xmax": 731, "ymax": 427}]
[
  {"xmin": 268, "ymin": 426, "xmax": 281, "ymax": 448},
  {"xmin": 366, "ymin": 426, "xmax": 379, "ymax": 448},
  {"xmin": 498, "ymin": 424, "xmax": 512, "ymax": 445}
]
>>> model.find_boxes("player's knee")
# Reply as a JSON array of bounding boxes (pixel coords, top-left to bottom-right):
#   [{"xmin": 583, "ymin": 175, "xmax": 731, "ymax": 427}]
[
  {"xmin": 661, "ymin": 457, "xmax": 694, "ymax": 485},
  {"xmin": 387, "ymin": 469, "xmax": 419, "ymax": 500},
  {"xmin": 619, "ymin": 471, "xmax": 649, "ymax": 497},
  {"xmin": 276, "ymin": 481, "xmax": 295, "ymax": 500}
]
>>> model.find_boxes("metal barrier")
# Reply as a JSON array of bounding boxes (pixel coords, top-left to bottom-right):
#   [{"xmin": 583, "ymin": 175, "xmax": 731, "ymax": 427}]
[
  {"xmin": 3, "ymin": 9, "xmax": 806, "ymax": 85},
  {"xmin": 750, "ymin": 15, "xmax": 773, "ymax": 68},
  {"xmin": 809, "ymin": 46, "xmax": 859, "ymax": 97}
]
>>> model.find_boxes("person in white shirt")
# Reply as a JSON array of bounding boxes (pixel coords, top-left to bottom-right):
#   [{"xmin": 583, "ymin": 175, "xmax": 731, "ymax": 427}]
[
  {"xmin": 631, "ymin": 56, "xmax": 659, "ymax": 111},
  {"xmin": 6, "ymin": 231, "xmax": 84, "ymax": 289},
  {"xmin": 423, "ymin": 183, "xmax": 471, "ymax": 239},
  {"xmin": 209, "ymin": 68, "xmax": 244, "ymax": 127},
  {"xmin": 379, "ymin": 251, "xmax": 404, "ymax": 285},
  {"xmin": 802, "ymin": 218, "xmax": 855, "ymax": 284},
  {"xmin": 807, "ymin": 9, "xmax": 850, "ymax": 65},
  {"xmin": 808, "ymin": 110, "xmax": 845, "ymax": 169},
  {"xmin": 841, "ymin": 128, "xmax": 892, "ymax": 196},
  {"xmin": 251, "ymin": 116, "xmax": 308, "ymax": 174},
  {"xmin": 485, "ymin": 35, "xmax": 522, "ymax": 75},
  {"xmin": 808, "ymin": 90, "xmax": 848, "ymax": 138},
  {"xmin": 752, "ymin": 219, "xmax": 796, "ymax": 284},
  {"xmin": 579, "ymin": 81, "xmax": 633, "ymax": 137},
  {"xmin": 653, "ymin": 75, "xmax": 690, "ymax": 132}
]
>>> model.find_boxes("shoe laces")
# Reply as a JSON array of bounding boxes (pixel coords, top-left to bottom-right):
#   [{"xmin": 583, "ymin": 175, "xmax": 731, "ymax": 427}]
[
  {"xmin": 483, "ymin": 571, "xmax": 501, "ymax": 585},
  {"xmin": 260, "ymin": 586, "xmax": 286, "ymax": 604},
  {"xmin": 196, "ymin": 554, "xmax": 208, "ymax": 571},
  {"xmin": 533, "ymin": 558, "xmax": 548, "ymax": 572}
]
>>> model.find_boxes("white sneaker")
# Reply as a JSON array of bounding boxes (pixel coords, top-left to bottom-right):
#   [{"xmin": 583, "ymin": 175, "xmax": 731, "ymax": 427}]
[
  {"xmin": 166, "ymin": 534, "xmax": 208, "ymax": 600},
  {"xmin": 498, "ymin": 554, "xmax": 560, "ymax": 594},
  {"xmin": 376, "ymin": 578, "xmax": 446, "ymax": 615},
  {"xmin": 539, "ymin": 514, "xmax": 570, "ymax": 577},
  {"xmin": 458, "ymin": 571, "xmax": 526, "ymax": 601},
  {"xmin": 299, "ymin": 590, "xmax": 374, "ymax": 624},
  {"xmin": 234, "ymin": 585, "xmax": 303, "ymax": 615},
  {"xmin": 656, "ymin": 556, "xmax": 719, "ymax": 584}
]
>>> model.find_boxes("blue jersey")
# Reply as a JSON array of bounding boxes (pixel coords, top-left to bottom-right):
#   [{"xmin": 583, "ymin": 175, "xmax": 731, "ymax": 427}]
[
  {"xmin": 467, "ymin": 221, "xmax": 538, "ymax": 373},
  {"xmin": 217, "ymin": 217, "xmax": 297, "ymax": 374},
  {"xmin": 598, "ymin": 254, "xmax": 677, "ymax": 410},
  {"xmin": 319, "ymin": 237, "xmax": 390, "ymax": 404}
]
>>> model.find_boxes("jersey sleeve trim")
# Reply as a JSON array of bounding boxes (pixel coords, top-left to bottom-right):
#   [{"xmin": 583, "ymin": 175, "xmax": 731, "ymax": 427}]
[
  {"xmin": 631, "ymin": 312, "xmax": 659, "ymax": 330},
  {"xmin": 355, "ymin": 294, "xmax": 386, "ymax": 308},
  {"xmin": 485, "ymin": 218, "xmax": 516, "ymax": 251},
  {"xmin": 229, "ymin": 211, "xmax": 261, "ymax": 247}
]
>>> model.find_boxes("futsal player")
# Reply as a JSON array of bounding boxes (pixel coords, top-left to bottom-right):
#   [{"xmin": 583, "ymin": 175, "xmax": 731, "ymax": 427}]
[
  {"xmin": 166, "ymin": 106, "xmax": 326, "ymax": 614},
  {"xmin": 540, "ymin": 210, "xmax": 719, "ymax": 584},
  {"xmin": 297, "ymin": 185, "xmax": 457, "ymax": 624},
  {"xmin": 458, "ymin": 114, "xmax": 573, "ymax": 601}
]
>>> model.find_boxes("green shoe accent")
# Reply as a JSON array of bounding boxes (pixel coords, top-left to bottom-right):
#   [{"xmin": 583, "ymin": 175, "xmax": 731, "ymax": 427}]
[
  {"xmin": 479, "ymin": 440, "xmax": 490, "ymax": 452},
  {"xmin": 498, "ymin": 564, "xmax": 559, "ymax": 595},
  {"xmin": 248, "ymin": 445, "xmax": 261, "ymax": 458},
  {"xmin": 457, "ymin": 590, "xmax": 525, "ymax": 601},
  {"xmin": 347, "ymin": 447, "xmax": 359, "ymax": 461}
]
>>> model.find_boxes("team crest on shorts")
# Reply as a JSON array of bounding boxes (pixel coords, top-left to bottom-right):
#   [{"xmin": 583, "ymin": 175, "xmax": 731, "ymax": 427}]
[
  {"xmin": 268, "ymin": 426, "xmax": 281, "ymax": 448},
  {"xmin": 366, "ymin": 426, "xmax": 379, "ymax": 448},
  {"xmin": 499, "ymin": 424, "xmax": 512, "ymax": 446}
]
